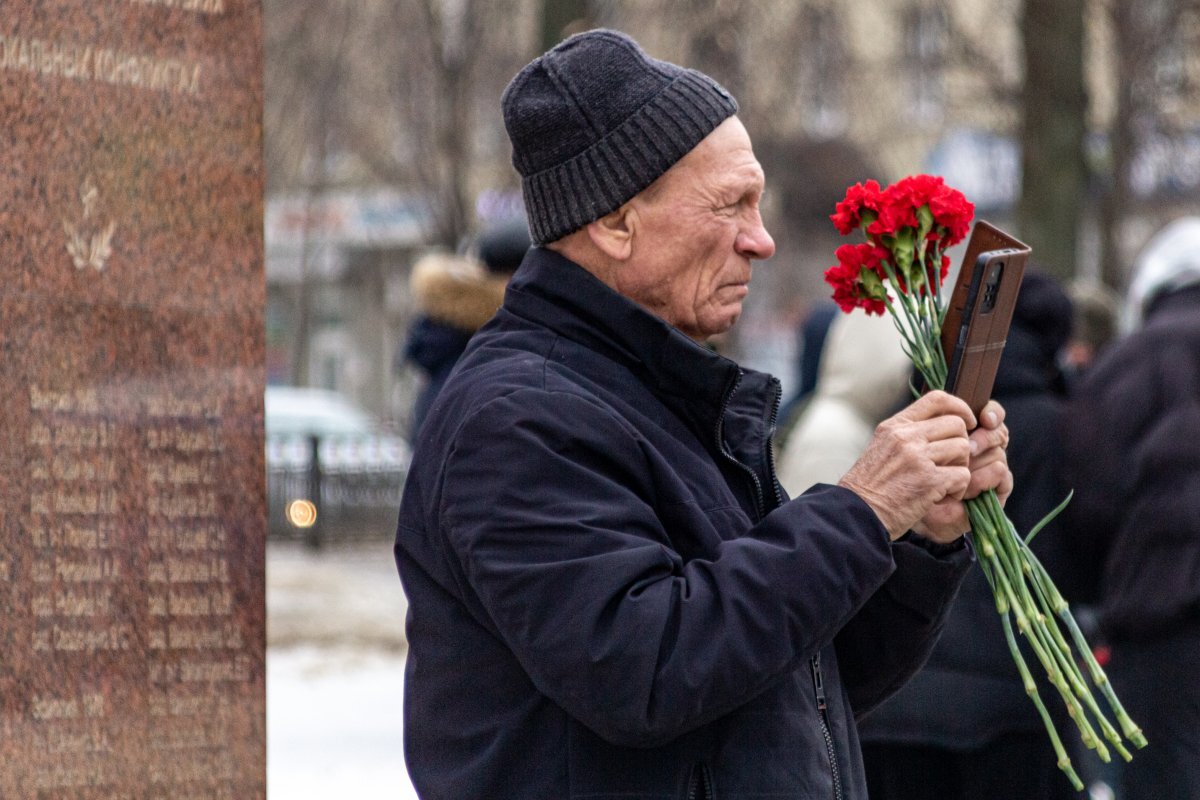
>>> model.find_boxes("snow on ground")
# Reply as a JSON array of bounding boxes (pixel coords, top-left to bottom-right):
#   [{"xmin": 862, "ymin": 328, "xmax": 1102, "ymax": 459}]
[{"xmin": 267, "ymin": 540, "xmax": 418, "ymax": 799}]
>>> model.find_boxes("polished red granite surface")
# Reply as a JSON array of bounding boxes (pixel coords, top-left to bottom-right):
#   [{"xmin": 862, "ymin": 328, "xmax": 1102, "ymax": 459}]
[{"xmin": 0, "ymin": 2, "xmax": 265, "ymax": 797}]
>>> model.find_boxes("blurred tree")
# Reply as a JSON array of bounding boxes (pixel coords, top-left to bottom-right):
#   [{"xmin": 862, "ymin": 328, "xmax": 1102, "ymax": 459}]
[
  {"xmin": 265, "ymin": 0, "xmax": 527, "ymax": 250},
  {"xmin": 1018, "ymin": 0, "xmax": 1087, "ymax": 283},
  {"xmin": 264, "ymin": 2, "xmax": 356, "ymax": 384},
  {"xmin": 541, "ymin": 0, "xmax": 591, "ymax": 49},
  {"xmin": 360, "ymin": 0, "xmax": 525, "ymax": 249},
  {"xmin": 678, "ymin": 0, "xmax": 747, "ymax": 103},
  {"xmin": 1097, "ymin": 0, "xmax": 1200, "ymax": 289},
  {"xmin": 264, "ymin": 0, "xmax": 528, "ymax": 385}
]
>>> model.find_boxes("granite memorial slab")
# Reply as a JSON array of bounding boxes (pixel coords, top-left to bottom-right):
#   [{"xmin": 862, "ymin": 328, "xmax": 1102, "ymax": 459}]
[{"xmin": 0, "ymin": 2, "xmax": 265, "ymax": 797}]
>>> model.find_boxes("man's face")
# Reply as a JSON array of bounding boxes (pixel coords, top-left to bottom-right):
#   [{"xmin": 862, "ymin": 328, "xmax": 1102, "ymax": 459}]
[{"xmin": 617, "ymin": 117, "xmax": 775, "ymax": 341}]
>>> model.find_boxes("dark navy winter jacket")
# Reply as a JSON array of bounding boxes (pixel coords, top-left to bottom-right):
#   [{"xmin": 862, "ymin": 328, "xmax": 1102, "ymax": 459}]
[{"xmin": 394, "ymin": 246, "xmax": 972, "ymax": 799}]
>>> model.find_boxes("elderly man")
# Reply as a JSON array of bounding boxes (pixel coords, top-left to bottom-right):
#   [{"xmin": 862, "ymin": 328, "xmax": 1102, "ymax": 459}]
[{"xmin": 394, "ymin": 29, "xmax": 1010, "ymax": 800}]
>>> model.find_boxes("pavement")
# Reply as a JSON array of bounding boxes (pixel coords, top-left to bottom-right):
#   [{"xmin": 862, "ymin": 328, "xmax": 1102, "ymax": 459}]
[{"xmin": 266, "ymin": 539, "xmax": 418, "ymax": 799}]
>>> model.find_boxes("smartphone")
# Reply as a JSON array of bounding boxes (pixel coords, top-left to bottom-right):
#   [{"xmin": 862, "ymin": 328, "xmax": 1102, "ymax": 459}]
[{"xmin": 939, "ymin": 222, "xmax": 1030, "ymax": 418}]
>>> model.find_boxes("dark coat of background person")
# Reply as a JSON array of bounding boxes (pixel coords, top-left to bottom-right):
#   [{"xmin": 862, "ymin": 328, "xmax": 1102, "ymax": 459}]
[
  {"xmin": 858, "ymin": 271, "xmax": 1085, "ymax": 800},
  {"xmin": 400, "ymin": 218, "xmax": 529, "ymax": 439},
  {"xmin": 1063, "ymin": 216, "xmax": 1200, "ymax": 800}
]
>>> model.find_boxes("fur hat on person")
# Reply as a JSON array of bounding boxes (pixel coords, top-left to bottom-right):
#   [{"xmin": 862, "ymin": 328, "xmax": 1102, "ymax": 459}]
[
  {"xmin": 501, "ymin": 28, "xmax": 738, "ymax": 244},
  {"xmin": 409, "ymin": 253, "xmax": 508, "ymax": 334}
]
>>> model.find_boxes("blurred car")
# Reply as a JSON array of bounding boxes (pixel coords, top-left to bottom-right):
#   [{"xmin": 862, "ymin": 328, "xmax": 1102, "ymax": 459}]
[
  {"xmin": 265, "ymin": 386, "xmax": 411, "ymax": 543},
  {"xmin": 266, "ymin": 385, "xmax": 379, "ymax": 437}
]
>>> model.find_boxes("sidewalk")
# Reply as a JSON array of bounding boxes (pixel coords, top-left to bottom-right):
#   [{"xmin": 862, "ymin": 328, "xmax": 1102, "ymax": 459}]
[{"xmin": 267, "ymin": 539, "xmax": 418, "ymax": 799}]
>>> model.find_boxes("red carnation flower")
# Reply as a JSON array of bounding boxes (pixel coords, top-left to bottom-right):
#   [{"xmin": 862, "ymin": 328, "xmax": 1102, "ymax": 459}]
[
  {"xmin": 824, "ymin": 243, "xmax": 890, "ymax": 315},
  {"xmin": 831, "ymin": 180, "xmax": 884, "ymax": 236},
  {"xmin": 887, "ymin": 174, "xmax": 945, "ymax": 209},
  {"xmin": 929, "ymin": 188, "xmax": 974, "ymax": 246},
  {"xmin": 867, "ymin": 200, "xmax": 919, "ymax": 239}
]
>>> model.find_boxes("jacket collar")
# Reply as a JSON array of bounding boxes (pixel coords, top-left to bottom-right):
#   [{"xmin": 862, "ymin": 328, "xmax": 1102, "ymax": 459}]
[
  {"xmin": 503, "ymin": 246, "xmax": 743, "ymax": 419},
  {"xmin": 503, "ymin": 246, "xmax": 784, "ymax": 515}
]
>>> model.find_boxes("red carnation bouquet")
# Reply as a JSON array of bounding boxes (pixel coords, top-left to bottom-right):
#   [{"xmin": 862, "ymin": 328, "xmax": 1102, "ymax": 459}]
[{"xmin": 825, "ymin": 175, "xmax": 1145, "ymax": 789}]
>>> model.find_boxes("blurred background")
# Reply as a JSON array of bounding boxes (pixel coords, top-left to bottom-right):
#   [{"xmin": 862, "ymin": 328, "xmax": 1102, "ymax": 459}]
[
  {"xmin": 262, "ymin": 0, "xmax": 1200, "ymax": 432},
  {"xmin": 260, "ymin": 2, "xmax": 1200, "ymax": 797}
]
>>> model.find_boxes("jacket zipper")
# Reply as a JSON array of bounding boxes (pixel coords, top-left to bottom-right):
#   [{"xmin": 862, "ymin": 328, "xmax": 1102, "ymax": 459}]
[
  {"xmin": 811, "ymin": 653, "xmax": 844, "ymax": 800},
  {"xmin": 686, "ymin": 763, "xmax": 714, "ymax": 800},
  {"xmin": 715, "ymin": 371, "xmax": 784, "ymax": 520},
  {"xmin": 763, "ymin": 376, "xmax": 783, "ymax": 509}
]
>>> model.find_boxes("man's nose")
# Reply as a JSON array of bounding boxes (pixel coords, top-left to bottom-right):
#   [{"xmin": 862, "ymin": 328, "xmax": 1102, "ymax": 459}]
[{"xmin": 737, "ymin": 220, "xmax": 776, "ymax": 261}]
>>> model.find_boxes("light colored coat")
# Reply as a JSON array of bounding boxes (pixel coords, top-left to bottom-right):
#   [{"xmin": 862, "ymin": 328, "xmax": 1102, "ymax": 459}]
[{"xmin": 777, "ymin": 309, "xmax": 912, "ymax": 496}]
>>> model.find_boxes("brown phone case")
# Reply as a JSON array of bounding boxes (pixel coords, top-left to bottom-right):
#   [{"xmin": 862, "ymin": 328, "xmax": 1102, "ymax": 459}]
[{"xmin": 939, "ymin": 220, "xmax": 1031, "ymax": 417}]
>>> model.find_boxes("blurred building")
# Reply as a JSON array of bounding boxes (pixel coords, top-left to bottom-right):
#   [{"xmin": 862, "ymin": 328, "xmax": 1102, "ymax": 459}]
[
  {"xmin": 628, "ymin": 0, "xmax": 1200, "ymax": 212},
  {"xmin": 265, "ymin": 190, "xmax": 428, "ymax": 425},
  {"xmin": 263, "ymin": 0, "xmax": 1200, "ymax": 428}
]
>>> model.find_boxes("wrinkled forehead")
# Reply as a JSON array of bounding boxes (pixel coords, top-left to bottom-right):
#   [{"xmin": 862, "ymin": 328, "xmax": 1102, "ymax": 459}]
[{"xmin": 642, "ymin": 117, "xmax": 764, "ymax": 200}]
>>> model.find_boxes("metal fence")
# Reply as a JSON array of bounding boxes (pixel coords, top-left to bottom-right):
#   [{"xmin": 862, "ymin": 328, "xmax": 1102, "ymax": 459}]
[{"xmin": 266, "ymin": 434, "xmax": 411, "ymax": 546}]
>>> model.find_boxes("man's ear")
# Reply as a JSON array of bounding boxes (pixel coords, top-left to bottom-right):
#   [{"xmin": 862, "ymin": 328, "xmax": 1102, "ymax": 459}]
[{"xmin": 586, "ymin": 204, "xmax": 636, "ymax": 261}]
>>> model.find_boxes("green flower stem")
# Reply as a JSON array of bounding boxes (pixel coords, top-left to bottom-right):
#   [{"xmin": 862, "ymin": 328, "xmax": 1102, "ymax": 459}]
[
  {"xmin": 966, "ymin": 486, "xmax": 1151, "ymax": 788},
  {"xmin": 1016, "ymin": 546, "xmax": 1131, "ymax": 758},
  {"xmin": 1022, "ymin": 549, "xmax": 1148, "ymax": 750},
  {"xmin": 967, "ymin": 504, "xmax": 1101, "ymax": 782},
  {"xmin": 988, "ymin": 566, "xmax": 1085, "ymax": 791},
  {"xmin": 970, "ymin": 505, "xmax": 1068, "ymax": 695},
  {"xmin": 970, "ymin": 494, "xmax": 1112, "ymax": 758},
  {"xmin": 882, "ymin": 259, "xmax": 948, "ymax": 390},
  {"xmin": 922, "ymin": 296, "xmax": 947, "ymax": 386},
  {"xmin": 883, "ymin": 294, "xmax": 937, "ymax": 385}
]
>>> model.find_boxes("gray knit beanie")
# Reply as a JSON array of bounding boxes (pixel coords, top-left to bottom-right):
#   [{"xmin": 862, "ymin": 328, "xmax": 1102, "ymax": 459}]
[{"xmin": 501, "ymin": 29, "xmax": 738, "ymax": 245}]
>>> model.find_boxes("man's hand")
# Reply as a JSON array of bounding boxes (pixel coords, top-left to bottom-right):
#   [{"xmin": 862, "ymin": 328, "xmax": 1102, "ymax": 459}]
[
  {"xmin": 913, "ymin": 399, "xmax": 1012, "ymax": 542},
  {"xmin": 838, "ymin": 392, "xmax": 1011, "ymax": 543}
]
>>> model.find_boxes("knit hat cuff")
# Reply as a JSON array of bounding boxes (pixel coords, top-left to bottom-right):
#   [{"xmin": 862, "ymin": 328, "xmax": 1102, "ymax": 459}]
[{"xmin": 521, "ymin": 69, "xmax": 737, "ymax": 244}]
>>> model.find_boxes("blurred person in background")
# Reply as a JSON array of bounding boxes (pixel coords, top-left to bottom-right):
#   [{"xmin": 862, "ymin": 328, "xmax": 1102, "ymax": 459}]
[
  {"xmin": 1061, "ymin": 280, "xmax": 1121, "ymax": 388},
  {"xmin": 775, "ymin": 299, "xmax": 839, "ymax": 437},
  {"xmin": 776, "ymin": 309, "xmax": 911, "ymax": 495},
  {"xmin": 1058, "ymin": 278, "xmax": 1123, "ymax": 798},
  {"xmin": 394, "ymin": 28, "xmax": 1012, "ymax": 800},
  {"xmin": 853, "ymin": 271, "xmax": 1085, "ymax": 800},
  {"xmin": 399, "ymin": 217, "xmax": 530, "ymax": 440},
  {"xmin": 1064, "ymin": 216, "xmax": 1200, "ymax": 800}
]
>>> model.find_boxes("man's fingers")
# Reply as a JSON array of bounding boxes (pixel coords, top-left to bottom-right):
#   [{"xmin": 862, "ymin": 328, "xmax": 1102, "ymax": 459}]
[
  {"xmin": 928, "ymin": 464, "xmax": 972, "ymax": 504},
  {"xmin": 969, "ymin": 421, "xmax": 1009, "ymax": 454},
  {"xmin": 928, "ymin": 437, "xmax": 972, "ymax": 467},
  {"xmin": 916, "ymin": 496, "xmax": 971, "ymax": 543},
  {"xmin": 846, "ymin": 392, "xmax": 1001, "ymax": 540},
  {"xmin": 898, "ymin": 390, "xmax": 977, "ymax": 429},
  {"xmin": 965, "ymin": 459, "xmax": 1012, "ymax": 500},
  {"xmin": 910, "ymin": 414, "xmax": 970, "ymax": 445},
  {"xmin": 979, "ymin": 400, "xmax": 1006, "ymax": 429},
  {"xmin": 926, "ymin": 390, "xmax": 976, "ymax": 427}
]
